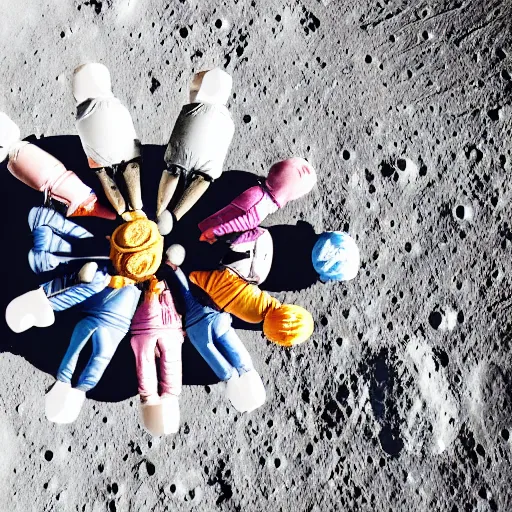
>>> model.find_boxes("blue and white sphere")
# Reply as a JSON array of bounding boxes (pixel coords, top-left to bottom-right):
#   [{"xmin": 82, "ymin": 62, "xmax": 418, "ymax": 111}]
[{"xmin": 311, "ymin": 231, "xmax": 360, "ymax": 282}]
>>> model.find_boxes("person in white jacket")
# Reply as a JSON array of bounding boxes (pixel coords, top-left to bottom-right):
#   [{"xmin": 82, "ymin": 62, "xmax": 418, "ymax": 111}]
[
  {"xmin": 73, "ymin": 62, "xmax": 144, "ymax": 221},
  {"xmin": 156, "ymin": 68, "xmax": 235, "ymax": 235}
]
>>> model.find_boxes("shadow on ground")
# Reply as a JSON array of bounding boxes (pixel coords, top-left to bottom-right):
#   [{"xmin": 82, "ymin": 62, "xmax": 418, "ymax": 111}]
[{"xmin": 0, "ymin": 135, "xmax": 320, "ymax": 402}]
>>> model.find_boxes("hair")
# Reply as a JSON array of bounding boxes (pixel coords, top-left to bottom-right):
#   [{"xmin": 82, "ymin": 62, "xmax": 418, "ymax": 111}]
[
  {"xmin": 110, "ymin": 219, "xmax": 163, "ymax": 282},
  {"xmin": 263, "ymin": 304, "xmax": 314, "ymax": 347}
]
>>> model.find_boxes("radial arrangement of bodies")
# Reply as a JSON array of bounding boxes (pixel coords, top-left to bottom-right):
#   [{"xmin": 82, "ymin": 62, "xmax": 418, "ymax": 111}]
[{"xmin": 2, "ymin": 63, "xmax": 361, "ymax": 436}]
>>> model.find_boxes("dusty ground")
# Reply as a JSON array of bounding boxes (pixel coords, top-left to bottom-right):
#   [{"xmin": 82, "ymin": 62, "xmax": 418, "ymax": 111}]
[{"xmin": 0, "ymin": 0, "xmax": 511, "ymax": 510}]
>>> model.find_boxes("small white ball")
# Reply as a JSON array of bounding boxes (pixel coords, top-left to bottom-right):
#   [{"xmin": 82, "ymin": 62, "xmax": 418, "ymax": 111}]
[
  {"xmin": 78, "ymin": 262, "xmax": 98, "ymax": 283},
  {"xmin": 157, "ymin": 210, "xmax": 174, "ymax": 236},
  {"xmin": 166, "ymin": 244, "xmax": 186, "ymax": 267}
]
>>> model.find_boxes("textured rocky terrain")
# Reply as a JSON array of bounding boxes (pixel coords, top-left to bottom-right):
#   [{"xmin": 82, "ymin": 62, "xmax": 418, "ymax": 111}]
[{"xmin": 0, "ymin": 0, "xmax": 511, "ymax": 510}]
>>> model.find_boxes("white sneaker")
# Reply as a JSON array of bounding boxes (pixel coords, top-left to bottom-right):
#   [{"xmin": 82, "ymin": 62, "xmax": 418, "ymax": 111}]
[
  {"xmin": 45, "ymin": 381, "xmax": 86, "ymax": 424},
  {"xmin": 226, "ymin": 370, "xmax": 266, "ymax": 413},
  {"xmin": 140, "ymin": 395, "xmax": 180, "ymax": 436}
]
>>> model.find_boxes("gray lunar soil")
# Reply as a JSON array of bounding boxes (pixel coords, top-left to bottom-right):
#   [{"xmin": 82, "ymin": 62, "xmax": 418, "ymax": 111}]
[{"xmin": 0, "ymin": 0, "xmax": 511, "ymax": 511}]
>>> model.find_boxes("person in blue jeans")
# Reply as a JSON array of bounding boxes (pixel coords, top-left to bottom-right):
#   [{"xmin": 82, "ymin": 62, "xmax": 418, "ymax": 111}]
[
  {"xmin": 45, "ymin": 284, "xmax": 141, "ymax": 424},
  {"xmin": 164, "ymin": 245, "xmax": 266, "ymax": 413}
]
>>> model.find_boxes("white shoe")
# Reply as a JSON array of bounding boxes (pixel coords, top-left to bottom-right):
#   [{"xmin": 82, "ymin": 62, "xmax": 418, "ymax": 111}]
[
  {"xmin": 45, "ymin": 381, "xmax": 86, "ymax": 424},
  {"xmin": 5, "ymin": 287, "xmax": 55, "ymax": 333},
  {"xmin": 226, "ymin": 370, "xmax": 266, "ymax": 413},
  {"xmin": 140, "ymin": 395, "xmax": 180, "ymax": 436},
  {"xmin": 157, "ymin": 210, "xmax": 174, "ymax": 236}
]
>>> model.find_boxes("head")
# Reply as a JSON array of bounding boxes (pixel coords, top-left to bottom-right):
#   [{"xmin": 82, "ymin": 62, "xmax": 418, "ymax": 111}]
[
  {"xmin": 157, "ymin": 209, "xmax": 174, "ymax": 236},
  {"xmin": 165, "ymin": 244, "xmax": 186, "ymax": 268},
  {"xmin": 265, "ymin": 157, "xmax": 317, "ymax": 208},
  {"xmin": 190, "ymin": 68, "xmax": 232, "ymax": 105},
  {"xmin": 263, "ymin": 304, "xmax": 314, "ymax": 347},
  {"xmin": 110, "ymin": 218, "xmax": 163, "ymax": 282},
  {"xmin": 312, "ymin": 231, "xmax": 360, "ymax": 282},
  {"xmin": 0, "ymin": 112, "xmax": 21, "ymax": 162},
  {"xmin": 72, "ymin": 62, "xmax": 113, "ymax": 105}
]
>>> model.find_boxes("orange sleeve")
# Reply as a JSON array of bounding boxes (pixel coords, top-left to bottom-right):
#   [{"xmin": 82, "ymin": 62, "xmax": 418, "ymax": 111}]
[
  {"xmin": 87, "ymin": 156, "xmax": 102, "ymax": 169},
  {"xmin": 189, "ymin": 269, "xmax": 280, "ymax": 323}
]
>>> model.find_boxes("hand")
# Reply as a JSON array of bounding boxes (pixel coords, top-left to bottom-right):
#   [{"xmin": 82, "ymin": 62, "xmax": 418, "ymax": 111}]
[{"xmin": 199, "ymin": 230, "xmax": 217, "ymax": 244}]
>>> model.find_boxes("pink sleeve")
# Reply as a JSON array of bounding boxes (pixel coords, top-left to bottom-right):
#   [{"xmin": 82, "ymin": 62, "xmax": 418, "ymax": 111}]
[
  {"xmin": 198, "ymin": 185, "xmax": 278, "ymax": 242},
  {"xmin": 230, "ymin": 227, "xmax": 267, "ymax": 245},
  {"xmin": 7, "ymin": 143, "xmax": 92, "ymax": 215}
]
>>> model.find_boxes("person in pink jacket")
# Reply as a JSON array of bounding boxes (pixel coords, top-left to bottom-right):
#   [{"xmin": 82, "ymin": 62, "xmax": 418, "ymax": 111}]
[
  {"xmin": 198, "ymin": 157, "xmax": 316, "ymax": 243},
  {"xmin": 0, "ymin": 112, "xmax": 115, "ymax": 220},
  {"xmin": 130, "ymin": 278, "xmax": 184, "ymax": 436}
]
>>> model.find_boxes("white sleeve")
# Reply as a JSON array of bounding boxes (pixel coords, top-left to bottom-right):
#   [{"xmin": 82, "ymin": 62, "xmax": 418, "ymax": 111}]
[
  {"xmin": 164, "ymin": 103, "xmax": 234, "ymax": 181},
  {"xmin": 76, "ymin": 97, "xmax": 140, "ymax": 168}
]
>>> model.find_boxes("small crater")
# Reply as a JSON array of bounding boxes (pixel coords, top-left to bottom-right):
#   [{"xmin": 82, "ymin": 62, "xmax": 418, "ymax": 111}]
[
  {"xmin": 44, "ymin": 450, "xmax": 53, "ymax": 462},
  {"xmin": 243, "ymin": 114, "xmax": 251, "ymax": 123},
  {"xmin": 464, "ymin": 145, "xmax": 483, "ymax": 162},
  {"xmin": 496, "ymin": 48, "xmax": 507, "ymax": 60},
  {"xmin": 365, "ymin": 55, "xmax": 372, "ymax": 64},
  {"xmin": 146, "ymin": 461, "xmax": 156, "ymax": 476},
  {"xmin": 179, "ymin": 27, "xmax": 188, "ymax": 38},
  {"xmin": 274, "ymin": 458, "xmax": 281, "ymax": 468},
  {"xmin": 84, "ymin": 0, "xmax": 103, "ymax": 15},
  {"xmin": 380, "ymin": 161, "xmax": 394, "ymax": 178},
  {"xmin": 433, "ymin": 348, "xmax": 449, "ymax": 367},
  {"xmin": 342, "ymin": 149, "xmax": 351, "ymax": 160},
  {"xmin": 453, "ymin": 203, "xmax": 473, "ymax": 221},
  {"xmin": 487, "ymin": 108, "xmax": 500, "ymax": 121},
  {"xmin": 215, "ymin": 19, "xmax": 223, "ymax": 29},
  {"xmin": 150, "ymin": 77, "xmax": 161, "ymax": 94},
  {"xmin": 428, "ymin": 311, "xmax": 442, "ymax": 330},
  {"xmin": 300, "ymin": 8, "xmax": 320, "ymax": 36}
]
